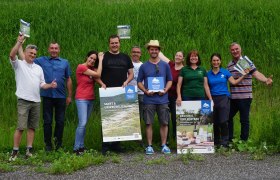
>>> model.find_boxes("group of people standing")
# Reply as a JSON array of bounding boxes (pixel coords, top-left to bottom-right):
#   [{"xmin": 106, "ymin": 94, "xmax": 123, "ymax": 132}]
[{"xmin": 8, "ymin": 33, "xmax": 272, "ymax": 160}]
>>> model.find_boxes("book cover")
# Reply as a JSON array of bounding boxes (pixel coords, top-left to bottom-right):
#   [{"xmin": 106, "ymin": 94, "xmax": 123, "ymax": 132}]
[
  {"xmin": 99, "ymin": 86, "xmax": 142, "ymax": 142},
  {"xmin": 176, "ymin": 100, "xmax": 214, "ymax": 154}
]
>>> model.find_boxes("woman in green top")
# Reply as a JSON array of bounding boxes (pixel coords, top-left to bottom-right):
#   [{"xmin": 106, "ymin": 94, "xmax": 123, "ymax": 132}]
[{"xmin": 176, "ymin": 50, "xmax": 212, "ymax": 106}]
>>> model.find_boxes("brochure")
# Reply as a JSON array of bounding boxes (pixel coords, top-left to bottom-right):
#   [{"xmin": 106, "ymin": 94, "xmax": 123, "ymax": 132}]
[
  {"xmin": 99, "ymin": 86, "xmax": 142, "ymax": 142},
  {"xmin": 19, "ymin": 19, "xmax": 30, "ymax": 37},
  {"xmin": 147, "ymin": 77, "xmax": 164, "ymax": 92},
  {"xmin": 117, "ymin": 25, "xmax": 131, "ymax": 39},
  {"xmin": 176, "ymin": 100, "xmax": 214, "ymax": 154},
  {"xmin": 234, "ymin": 56, "xmax": 254, "ymax": 75}
]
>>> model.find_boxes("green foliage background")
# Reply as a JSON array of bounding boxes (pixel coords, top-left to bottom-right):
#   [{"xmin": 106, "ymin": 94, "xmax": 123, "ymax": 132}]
[{"xmin": 0, "ymin": 0, "xmax": 279, "ymax": 151}]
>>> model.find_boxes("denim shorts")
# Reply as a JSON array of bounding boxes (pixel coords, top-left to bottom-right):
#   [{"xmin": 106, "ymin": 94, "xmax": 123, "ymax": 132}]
[
  {"xmin": 143, "ymin": 104, "xmax": 170, "ymax": 125},
  {"xmin": 17, "ymin": 99, "xmax": 40, "ymax": 130}
]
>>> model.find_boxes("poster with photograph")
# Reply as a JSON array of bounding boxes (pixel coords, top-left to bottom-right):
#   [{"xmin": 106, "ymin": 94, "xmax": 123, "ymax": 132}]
[
  {"xmin": 99, "ymin": 86, "xmax": 142, "ymax": 142},
  {"xmin": 176, "ymin": 100, "xmax": 214, "ymax": 154}
]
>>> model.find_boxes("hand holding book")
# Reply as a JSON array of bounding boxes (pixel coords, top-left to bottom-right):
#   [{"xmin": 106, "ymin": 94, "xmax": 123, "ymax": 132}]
[{"xmin": 234, "ymin": 56, "xmax": 254, "ymax": 75}]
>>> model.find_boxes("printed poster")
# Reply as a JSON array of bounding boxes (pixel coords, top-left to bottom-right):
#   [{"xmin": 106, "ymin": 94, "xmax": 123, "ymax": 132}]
[
  {"xmin": 176, "ymin": 100, "xmax": 214, "ymax": 154},
  {"xmin": 99, "ymin": 86, "xmax": 142, "ymax": 142}
]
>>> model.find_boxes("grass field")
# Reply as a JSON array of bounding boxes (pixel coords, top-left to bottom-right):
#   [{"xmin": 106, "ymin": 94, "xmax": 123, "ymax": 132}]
[{"xmin": 0, "ymin": 0, "xmax": 279, "ymax": 152}]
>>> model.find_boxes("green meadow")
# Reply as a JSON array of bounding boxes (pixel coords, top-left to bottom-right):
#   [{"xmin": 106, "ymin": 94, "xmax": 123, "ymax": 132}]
[{"xmin": 0, "ymin": 0, "xmax": 279, "ymax": 153}]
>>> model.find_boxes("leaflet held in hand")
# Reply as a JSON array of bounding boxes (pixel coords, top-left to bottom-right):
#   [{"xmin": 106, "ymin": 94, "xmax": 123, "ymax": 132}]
[
  {"xmin": 234, "ymin": 56, "xmax": 254, "ymax": 75},
  {"xmin": 147, "ymin": 77, "xmax": 164, "ymax": 92},
  {"xmin": 117, "ymin": 25, "xmax": 131, "ymax": 39},
  {"xmin": 19, "ymin": 19, "xmax": 30, "ymax": 37}
]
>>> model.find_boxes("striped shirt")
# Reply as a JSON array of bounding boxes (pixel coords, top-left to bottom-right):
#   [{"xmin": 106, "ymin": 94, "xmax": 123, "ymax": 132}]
[{"xmin": 227, "ymin": 58, "xmax": 256, "ymax": 99}]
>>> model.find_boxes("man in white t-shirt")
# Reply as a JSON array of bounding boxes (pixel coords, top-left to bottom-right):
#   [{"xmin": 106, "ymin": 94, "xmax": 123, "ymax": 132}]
[
  {"xmin": 128, "ymin": 46, "xmax": 144, "ymax": 120},
  {"xmin": 9, "ymin": 34, "xmax": 57, "ymax": 161}
]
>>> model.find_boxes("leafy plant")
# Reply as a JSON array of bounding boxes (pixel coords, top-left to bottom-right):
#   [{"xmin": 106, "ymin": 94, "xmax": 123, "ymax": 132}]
[
  {"xmin": 146, "ymin": 156, "xmax": 169, "ymax": 165},
  {"xmin": 178, "ymin": 152, "xmax": 205, "ymax": 165}
]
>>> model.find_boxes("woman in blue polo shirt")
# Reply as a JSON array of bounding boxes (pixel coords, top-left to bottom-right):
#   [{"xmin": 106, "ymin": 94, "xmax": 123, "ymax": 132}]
[{"xmin": 207, "ymin": 53, "xmax": 247, "ymax": 147}]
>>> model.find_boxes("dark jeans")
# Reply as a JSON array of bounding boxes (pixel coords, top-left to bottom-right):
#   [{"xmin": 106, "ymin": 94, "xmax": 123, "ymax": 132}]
[
  {"xmin": 212, "ymin": 95, "xmax": 230, "ymax": 146},
  {"xmin": 168, "ymin": 96, "xmax": 176, "ymax": 140},
  {"xmin": 228, "ymin": 98, "xmax": 252, "ymax": 141},
  {"xmin": 214, "ymin": 122, "xmax": 229, "ymax": 146},
  {"xmin": 138, "ymin": 94, "xmax": 144, "ymax": 121},
  {"xmin": 43, "ymin": 97, "xmax": 66, "ymax": 148},
  {"xmin": 182, "ymin": 96, "xmax": 206, "ymax": 101}
]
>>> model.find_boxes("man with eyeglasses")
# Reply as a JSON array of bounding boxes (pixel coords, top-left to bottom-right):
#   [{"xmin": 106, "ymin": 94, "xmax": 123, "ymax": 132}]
[
  {"xmin": 128, "ymin": 46, "xmax": 144, "ymax": 121},
  {"xmin": 9, "ymin": 34, "xmax": 57, "ymax": 161},
  {"xmin": 34, "ymin": 42, "xmax": 72, "ymax": 151},
  {"xmin": 137, "ymin": 40, "xmax": 173, "ymax": 155},
  {"xmin": 100, "ymin": 34, "xmax": 134, "ymax": 154}
]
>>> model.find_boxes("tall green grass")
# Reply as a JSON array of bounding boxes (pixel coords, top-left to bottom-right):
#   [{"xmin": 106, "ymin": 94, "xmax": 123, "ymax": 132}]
[{"xmin": 0, "ymin": 0, "xmax": 279, "ymax": 151}]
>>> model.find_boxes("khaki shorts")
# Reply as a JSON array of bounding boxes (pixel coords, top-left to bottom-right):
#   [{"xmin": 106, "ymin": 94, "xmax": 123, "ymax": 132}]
[
  {"xmin": 17, "ymin": 99, "xmax": 40, "ymax": 130},
  {"xmin": 143, "ymin": 104, "xmax": 170, "ymax": 125}
]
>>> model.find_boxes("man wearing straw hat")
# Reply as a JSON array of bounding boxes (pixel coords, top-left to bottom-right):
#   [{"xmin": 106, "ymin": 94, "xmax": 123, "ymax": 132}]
[{"xmin": 137, "ymin": 40, "xmax": 173, "ymax": 155}]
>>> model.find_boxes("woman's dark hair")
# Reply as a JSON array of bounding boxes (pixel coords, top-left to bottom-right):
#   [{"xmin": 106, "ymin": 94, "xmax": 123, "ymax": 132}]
[
  {"xmin": 186, "ymin": 50, "xmax": 201, "ymax": 66},
  {"xmin": 85, "ymin": 50, "xmax": 99, "ymax": 68},
  {"xmin": 210, "ymin": 53, "xmax": 222, "ymax": 68}
]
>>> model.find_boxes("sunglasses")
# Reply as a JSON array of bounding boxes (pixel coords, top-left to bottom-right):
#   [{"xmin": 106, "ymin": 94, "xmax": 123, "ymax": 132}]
[{"xmin": 155, "ymin": 64, "xmax": 159, "ymax": 74}]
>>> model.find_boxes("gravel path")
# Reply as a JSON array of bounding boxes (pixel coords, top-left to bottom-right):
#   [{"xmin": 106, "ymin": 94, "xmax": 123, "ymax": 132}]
[{"xmin": 1, "ymin": 152, "xmax": 280, "ymax": 180}]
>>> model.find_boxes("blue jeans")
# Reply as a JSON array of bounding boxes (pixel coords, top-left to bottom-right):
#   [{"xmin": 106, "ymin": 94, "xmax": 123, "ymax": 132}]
[
  {"xmin": 43, "ymin": 97, "xmax": 66, "ymax": 148},
  {"xmin": 74, "ymin": 99, "xmax": 94, "ymax": 150},
  {"xmin": 228, "ymin": 98, "xmax": 252, "ymax": 141}
]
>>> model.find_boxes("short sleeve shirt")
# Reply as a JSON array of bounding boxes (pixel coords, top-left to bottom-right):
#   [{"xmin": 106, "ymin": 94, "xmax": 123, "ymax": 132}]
[
  {"xmin": 75, "ymin": 64, "xmax": 96, "ymax": 100},
  {"xmin": 101, "ymin": 51, "xmax": 133, "ymax": 87},
  {"xmin": 128, "ymin": 61, "xmax": 144, "ymax": 94},
  {"xmin": 227, "ymin": 57, "xmax": 257, "ymax": 99},
  {"xmin": 168, "ymin": 61, "xmax": 181, "ymax": 98},
  {"xmin": 180, "ymin": 66, "xmax": 206, "ymax": 98},
  {"xmin": 207, "ymin": 68, "xmax": 232, "ymax": 96},
  {"xmin": 137, "ymin": 60, "xmax": 173, "ymax": 104},
  {"xmin": 34, "ymin": 56, "xmax": 71, "ymax": 98},
  {"xmin": 10, "ymin": 57, "xmax": 46, "ymax": 102}
]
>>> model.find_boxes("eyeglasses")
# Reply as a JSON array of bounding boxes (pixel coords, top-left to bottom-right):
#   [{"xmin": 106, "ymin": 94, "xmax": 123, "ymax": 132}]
[
  {"xmin": 132, "ymin": 51, "xmax": 141, "ymax": 53},
  {"xmin": 25, "ymin": 44, "xmax": 38, "ymax": 51},
  {"xmin": 155, "ymin": 64, "xmax": 159, "ymax": 74}
]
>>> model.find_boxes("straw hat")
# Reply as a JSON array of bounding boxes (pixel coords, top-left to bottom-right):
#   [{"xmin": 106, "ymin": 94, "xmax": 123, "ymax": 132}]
[{"xmin": 146, "ymin": 40, "xmax": 161, "ymax": 49}]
